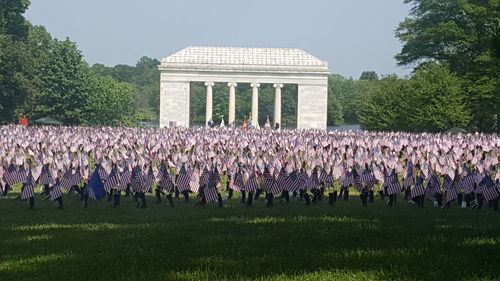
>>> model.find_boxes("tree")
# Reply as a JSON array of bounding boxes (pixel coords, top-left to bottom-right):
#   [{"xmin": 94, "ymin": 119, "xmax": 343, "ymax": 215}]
[
  {"xmin": 359, "ymin": 64, "xmax": 471, "ymax": 132},
  {"xmin": 281, "ymin": 84, "xmax": 297, "ymax": 127},
  {"xmin": 327, "ymin": 75, "xmax": 345, "ymax": 126},
  {"xmin": 0, "ymin": 34, "xmax": 30, "ymax": 123},
  {"xmin": 83, "ymin": 76, "xmax": 134, "ymax": 126},
  {"xmin": 26, "ymin": 38, "xmax": 92, "ymax": 125},
  {"xmin": 91, "ymin": 56, "xmax": 160, "ymax": 119},
  {"xmin": 396, "ymin": 0, "xmax": 500, "ymax": 132},
  {"xmin": 12, "ymin": 25, "xmax": 136, "ymax": 126},
  {"xmin": 359, "ymin": 71, "xmax": 379, "ymax": 81},
  {"xmin": 406, "ymin": 63, "xmax": 471, "ymax": 132},
  {"xmin": 328, "ymin": 74, "xmax": 372, "ymax": 125},
  {"xmin": 0, "ymin": 0, "xmax": 30, "ymax": 38},
  {"xmin": 359, "ymin": 76, "xmax": 410, "ymax": 131}
]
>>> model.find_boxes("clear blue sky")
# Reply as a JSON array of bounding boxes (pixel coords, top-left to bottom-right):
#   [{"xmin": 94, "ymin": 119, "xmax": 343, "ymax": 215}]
[{"xmin": 25, "ymin": 0, "xmax": 413, "ymax": 78}]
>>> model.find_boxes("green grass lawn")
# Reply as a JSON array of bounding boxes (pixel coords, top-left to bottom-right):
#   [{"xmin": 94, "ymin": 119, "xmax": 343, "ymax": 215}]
[{"xmin": 1, "ymin": 189, "xmax": 499, "ymax": 281}]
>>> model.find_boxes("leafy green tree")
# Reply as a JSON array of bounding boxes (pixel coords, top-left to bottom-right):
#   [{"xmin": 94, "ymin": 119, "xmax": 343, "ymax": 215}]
[
  {"xmin": 406, "ymin": 63, "xmax": 471, "ymax": 132},
  {"xmin": 189, "ymin": 82, "xmax": 207, "ymax": 125},
  {"xmin": 91, "ymin": 56, "xmax": 160, "ymax": 119},
  {"xmin": 234, "ymin": 84, "xmax": 251, "ymax": 125},
  {"xmin": 327, "ymin": 74, "xmax": 370, "ymax": 125},
  {"xmin": 359, "ymin": 71, "xmax": 379, "ymax": 81},
  {"xmin": 0, "ymin": 34, "xmax": 30, "ymax": 123},
  {"xmin": 27, "ymin": 38, "xmax": 92, "ymax": 124},
  {"xmin": 281, "ymin": 84, "xmax": 297, "ymax": 127},
  {"xmin": 327, "ymin": 75, "xmax": 345, "ymax": 126},
  {"xmin": 359, "ymin": 76, "xmax": 410, "ymax": 131},
  {"xmin": 0, "ymin": 24, "xmax": 52, "ymax": 123},
  {"xmin": 360, "ymin": 64, "xmax": 471, "ymax": 132},
  {"xmin": 212, "ymin": 83, "xmax": 229, "ymax": 125},
  {"xmin": 82, "ymin": 76, "xmax": 134, "ymax": 126},
  {"xmin": 0, "ymin": 0, "xmax": 30, "ymax": 38},
  {"xmin": 396, "ymin": 0, "xmax": 500, "ymax": 132}
]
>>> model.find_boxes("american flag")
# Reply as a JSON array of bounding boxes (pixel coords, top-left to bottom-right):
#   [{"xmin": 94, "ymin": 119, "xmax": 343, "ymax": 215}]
[
  {"xmin": 473, "ymin": 172, "xmax": 483, "ymax": 185},
  {"xmin": 459, "ymin": 174, "xmax": 475, "ymax": 194},
  {"xmin": 21, "ymin": 169, "xmax": 36, "ymax": 200},
  {"xmin": 141, "ymin": 166, "xmax": 154, "ymax": 192},
  {"xmin": 234, "ymin": 171, "xmax": 245, "ymax": 191},
  {"xmin": 425, "ymin": 174, "xmax": 441, "ymax": 200},
  {"xmin": 50, "ymin": 184, "xmax": 63, "ymax": 201},
  {"xmin": 131, "ymin": 165, "xmax": 144, "ymax": 192},
  {"xmin": 297, "ymin": 171, "xmax": 308, "ymax": 190},
  {"xmin": 341, "ymin": 171, "xmax": 353, "ymax": 188},
  {"xmin": 176, "ymin": 165, "xmax": 191, "ymax": 192},
  {"xmin": 411, "ymin": 176, "xmax": 426, "ymax": 198},
  {"xmin": 156, "ymin": 164, "xmax": 166, "ymax": 182},
  {"xmin": 287, "ymin": 171, "xmax": 299, "ymax": 193},
  {"xmin": 481, "ymin": 176, "xmax": 498, "ymax": 201},
  {"xmin": 59, "ymin": 169, "xmax": 74, "ymax": 191},
  {"xmin": 212, "ymin": 167, "xmax": 221, "ymax": 187},
  {"xmin": 483, "ymin": 185, "xmax": 499, "ymax": 201},
  {"xmin": 98, "ymin": 165, "xmax": 109, "ymax": 181},
  {"xmin": 277, "ymin": 168, "xmax": 289, "ymax": 190},
  {"xmin": 204, "ymin": 169, "xmax": 219, "ymax": 203},
  {"xmin": 159, "ymin": 164, "xmax": 174, "ymax": 192},
  {"xmin": 199, "ymin": 167, "xmax": 210, "ymax": 188},
  {"xmin": 3, "ymin": 164, "xmax": 20, "ymax": 185},
  {"xmin": 403, "ymin": 164, "xmax": 414, "ymax": 188},
  {"xmin": 382, "ymin": 170, "xmax": 391, "ymax": 188},
  {"xmin": 104, "ymin": 166, "xmax": 120, "ymax": 191},
  {"xmin": 319, "ymin": 168, "xmax": 328, "ymax": 183},
  {"xmin": 17, "ymin": 165, "xmax": 28, "ymax": 184},
  {"xmin": 245, "ymin": 172, "xmax": 258, "ymax": 192},
  {"xmin": 118, "ymin": 167, "xmax": 131, "ymax": 191},
  {"xmin": 264, "ymin": 167, "xmax": 281, "ymax": 195},
  {"xmin": 307, "ymin": 169, "xmax": 319, "ymax": 190},
  {"xmin": 70, "ymin": 169, "xmax": 82, "ymax": 187},
  {"xmin": 360, "ymin": 169, "xmax": 376, "ymax": 185},
  {"xmin": 444, "ymin": 175, "xmax": 458, "ymax": 203},
  {"xmin": 31, "ymin": 165, "xmax": 43, "ymax": 182},
  {"xmin": 352, "ymin": 169, "xmax": 363, "ymax": 192},
  {"xmin": 189, "ymin": 170, "xmax": 200, "ymax": 193},
  {"xmin": 387, "ymin": 171, "xmax": 401, "ymax": 195},
  {"xmin": 39, "ymin": 164, "xmax": 51, "ymax": 186}
]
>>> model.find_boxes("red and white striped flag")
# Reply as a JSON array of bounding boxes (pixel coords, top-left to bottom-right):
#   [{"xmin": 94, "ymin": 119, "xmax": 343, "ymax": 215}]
[
  {"xmin": 104, "ymin": 166, "xmax": 120, "ymax": 191},
  {"xmin": 21, "ymin": 169, "xmax": 36, "ymax": 200},
  {"xmin": 176, "ymin": 164, "xmax": 191, "ymax": 192},
  {"xmin": 50, "ymin": 184, "xmax": 63, "ymax": 201}
]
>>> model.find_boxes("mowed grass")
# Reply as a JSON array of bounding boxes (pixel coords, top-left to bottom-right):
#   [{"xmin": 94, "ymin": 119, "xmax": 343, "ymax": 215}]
[{"xmin": 1, "ymin": 188, "xmax": 500, "ymax": 281}]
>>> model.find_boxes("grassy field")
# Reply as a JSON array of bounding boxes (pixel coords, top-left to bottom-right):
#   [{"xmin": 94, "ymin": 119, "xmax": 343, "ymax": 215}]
[{"xmin": 1, "ymin": 189, "xmax": 500, "ymax": 281}]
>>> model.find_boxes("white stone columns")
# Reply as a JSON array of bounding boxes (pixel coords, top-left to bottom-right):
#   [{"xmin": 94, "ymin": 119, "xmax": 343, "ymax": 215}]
[
  {"xmin": 250, "ymin": 83, "xmax": 260, "ymax": 128},
  {"xmin": 227, "ymin": 82, "xmax": 237, "ymax": 126},
  {"xmin": 205, "ymin": 82, "xmax": 214, "ymax": 126},
  {"xmin": 273, "ymin": 83, "xmax": 283, "ymax": 128}
]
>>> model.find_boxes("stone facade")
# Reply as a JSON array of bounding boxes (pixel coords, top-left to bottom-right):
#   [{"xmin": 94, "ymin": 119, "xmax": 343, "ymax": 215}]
[{"xmin": 159, "ymin": 46, "xmax": 329, "ymax": 129}]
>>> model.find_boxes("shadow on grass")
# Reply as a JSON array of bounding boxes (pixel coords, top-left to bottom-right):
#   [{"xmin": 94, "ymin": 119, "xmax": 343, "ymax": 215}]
[{"xmin": 1, "ymin": 193, "xmax": 500, "ymax": 281}]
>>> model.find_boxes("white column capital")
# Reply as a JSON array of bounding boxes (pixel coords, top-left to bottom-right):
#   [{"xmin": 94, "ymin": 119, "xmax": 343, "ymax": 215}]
[
  {"xmin": 250, "ymin": 83, "xmax": 260, "ymax": 88},
  {"xmin": 273, "ymin": 83, "xmax": 284, "ymax": 88},
  {"xmin": 227, "ymin": 82, "xmax": 238, "ymax": 87},
  {"xmin": 205, "ymin": 82, "xmax": 214, "ymax": 87}
]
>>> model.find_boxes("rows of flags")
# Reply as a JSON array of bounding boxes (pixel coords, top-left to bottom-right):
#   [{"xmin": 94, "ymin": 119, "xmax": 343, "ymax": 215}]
[{"xmin": 0, "ymin": 125, "xmax": 498, "ymax": 206}]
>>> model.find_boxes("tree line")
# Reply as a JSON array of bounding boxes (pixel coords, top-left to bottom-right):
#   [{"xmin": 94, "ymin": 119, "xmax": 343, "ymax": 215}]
[
  {"xmin": 1, "ymin": 1, "xmax": 137, "ymax": 126},
  {"xmin": 1, "ymin": 0, "xmax": 498, "ymax": 132}
]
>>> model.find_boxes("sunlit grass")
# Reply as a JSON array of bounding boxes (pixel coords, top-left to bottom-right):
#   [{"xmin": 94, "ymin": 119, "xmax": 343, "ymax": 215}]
[{"xmin": 0, "ymin": 189, "xmax": 499, "ymax": 281}]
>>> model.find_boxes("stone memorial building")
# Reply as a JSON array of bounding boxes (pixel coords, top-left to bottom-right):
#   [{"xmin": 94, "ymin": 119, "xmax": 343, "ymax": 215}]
[{"xmin": 159, "ymin": 46, "xmax": 329, "ymax": 129}]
